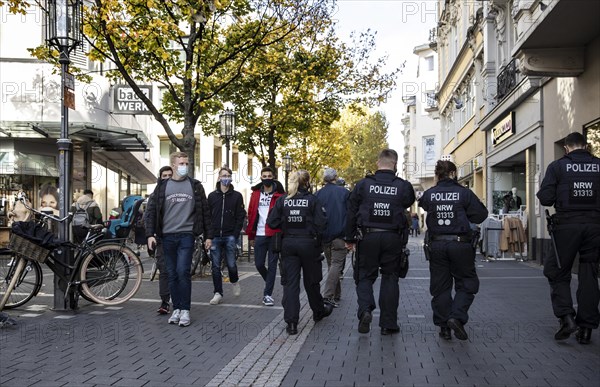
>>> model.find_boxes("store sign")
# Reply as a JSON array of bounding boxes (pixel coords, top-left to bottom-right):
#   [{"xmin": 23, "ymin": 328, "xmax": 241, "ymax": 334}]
[
  {"xmin": 492, "ymin": 112, "xmax": 515, "ymax": 145},
  {"xmin": 113, "ymin": 85, "xmax": 152, "ymax": 115}
]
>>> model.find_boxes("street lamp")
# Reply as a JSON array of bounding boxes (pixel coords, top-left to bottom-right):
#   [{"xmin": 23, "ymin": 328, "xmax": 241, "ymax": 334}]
[
  {"xmin": 219, "ymin": 108, "xmax": 236, "ymax": 167},
  {"xmin": 283, "ymin": 154, "xmax": 293, "ymax": 191},
  {"xmin": 45, "ymin": 0, "xmax": 83, "ymax": 310}
]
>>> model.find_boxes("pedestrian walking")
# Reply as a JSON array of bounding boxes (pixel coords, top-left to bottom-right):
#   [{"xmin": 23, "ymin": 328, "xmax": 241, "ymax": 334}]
[
  {"xmin": 418, "ymin": 160, "xmax": 488, "ymax": 341},
  {"xmin": 536, "ymin": 132, "xmax": 600, "ymax": 344},
  {"xmin": 207, "ymin": 167, "xmax": 246, "ymax": 305},
  {"xmin": 144, "ymin": 166, "xmax": 173, "ymax": 314},
  {"xmin": 245, "ymin": 167, "xmax": 285, "ymax": 306},
  {"xmin": 267, "ymin": 170, "xmax": 333, "ymax": 335},
  {"xmin": 411, "ymin": 213, "xmax": 420, "ymax": 236},
  {"xmin": 71, "ymin": 189, "xmax": 103, "ymax": 244},
  {"xmin": 315, "ymin": 168, "xmax": 349, "ymax": 307},
  {"xmin": 145, "ymin": 152, "xmax": 213, "ymax": 327},
  {"xmin": 344, "ymin": 149, "xmax": 415, "ymax": 335}
]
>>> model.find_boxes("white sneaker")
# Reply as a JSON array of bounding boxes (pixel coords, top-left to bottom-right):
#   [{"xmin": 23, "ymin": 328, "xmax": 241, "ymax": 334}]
[
  {"xmin": 179, "ymin": 310, "xmax": 190, "ymax": 327},
  {"xmin": 263, "ymin": 295, "xmax": 274, "ymax": 306},
  {"xmin": 168, "ymin": 309, "xmax": 181, "ymax": 324},
  {"xmin": 232, "ymin": 282, "xmax": 241, "ymax": 297},
  {"xmin": 210, "ymin": 293, "xmax": 223, "ymax": 305}
]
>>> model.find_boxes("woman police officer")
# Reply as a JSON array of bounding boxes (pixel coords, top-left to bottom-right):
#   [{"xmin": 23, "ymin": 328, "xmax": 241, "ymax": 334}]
[
  {"xmin": 418, "ymin": 160, "xmax": 488, "ymax": 341},
  {"xmin": 267, "ymin": 170, "xmax": 333, "ymax": 335}
]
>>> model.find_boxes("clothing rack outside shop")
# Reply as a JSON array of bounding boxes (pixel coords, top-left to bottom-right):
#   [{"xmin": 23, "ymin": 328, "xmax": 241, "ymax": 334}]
[{"xmin": 480, "ymin": 209, "xmax": 527, "ymax": 261}]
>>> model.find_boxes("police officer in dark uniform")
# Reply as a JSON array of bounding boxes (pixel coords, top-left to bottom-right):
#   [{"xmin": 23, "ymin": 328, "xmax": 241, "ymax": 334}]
[
  {"xmin": 345, "ymin": 149, "xmax": 415, "ymax": 335},
  {"xmin": 267, "ymin": 170, "xmax": 333, "ymax": 335},
  {"xmin": 536, "ymin": 132, "xmax": 600, "ymax": 344},
  {"xmin": 418, "ymin": 160, "xmax": 487, "ymax": 341}
]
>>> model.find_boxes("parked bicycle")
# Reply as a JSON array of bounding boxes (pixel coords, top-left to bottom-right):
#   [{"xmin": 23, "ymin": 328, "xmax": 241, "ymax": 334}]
[{"xmin": 0, "ymin": 196, "xmax": 143, "ymax": 310}]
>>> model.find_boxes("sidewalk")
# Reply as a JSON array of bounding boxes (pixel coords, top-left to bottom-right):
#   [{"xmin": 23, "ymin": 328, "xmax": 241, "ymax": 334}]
[{"xmin": 1, "ymin": 235, "xmax": 598, "ymax": 386}]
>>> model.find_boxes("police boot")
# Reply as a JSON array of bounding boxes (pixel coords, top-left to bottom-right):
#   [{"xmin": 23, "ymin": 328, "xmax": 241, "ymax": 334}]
[
  {"xmin": 575, "ymin": 327, "xmax": 592, "ymax": 344},
  {"xmin": 554, "ymin": 314, "xmax": 577, "ymax": 340},
  {"xmin": 447, "ymin": 318, "xmax": 468, "ymax": 341},
  {"xmin": 439, "ymin": 327, "xmax": 452, "ymax": 340},
  {"xmin": 314, "ymin": 303, "xmax": 334, "ymax": 322},
  {"xmin": 286, "ymin": 322, "xmax": 298, "ymax": 335}
]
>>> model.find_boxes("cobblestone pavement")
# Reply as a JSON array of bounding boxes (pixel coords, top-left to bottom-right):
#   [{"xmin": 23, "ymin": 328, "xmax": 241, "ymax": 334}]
[{"xmin": 1, "ymin": 236, "xmax": 599, "ymax": 386}]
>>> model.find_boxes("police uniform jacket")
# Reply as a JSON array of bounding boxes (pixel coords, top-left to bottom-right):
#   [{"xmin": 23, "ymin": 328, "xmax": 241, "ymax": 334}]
[
  {"xmin": 266, "ymin": 189, "xmax": 326, "ymax": 240},
  {"xmin": 419, "ymin": 178, "xmax": 488, "ymax": 235},
  {"xmin": 536, "ymin": 149, "xmax": 600, "ymax": 217},
  {"xmin": 345, "ymin": 170, "xmax": 415, "ymax": 240}
]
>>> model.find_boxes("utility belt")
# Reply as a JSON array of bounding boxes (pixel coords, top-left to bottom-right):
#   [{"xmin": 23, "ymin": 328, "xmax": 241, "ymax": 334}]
[
  {"xmin": 430, "ymin": 234, "xmax": 472, "ymax": 243},
  {"xmin": 554, "ymin": 214, "xmax": 600, "ymax": 225},
  {"xmin": 362, "ymin": 227, "xmax": 399, "ymax": 234}
]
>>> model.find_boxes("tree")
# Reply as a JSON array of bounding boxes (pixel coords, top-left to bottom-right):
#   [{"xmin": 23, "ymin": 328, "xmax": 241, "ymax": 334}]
[
  {"xmin": 209, "ymin": 11, "xmax": 400, "ymax": 173},
  {"xmin": 25, "ymin": 0, "xmax": 332, "ymax": 176}
]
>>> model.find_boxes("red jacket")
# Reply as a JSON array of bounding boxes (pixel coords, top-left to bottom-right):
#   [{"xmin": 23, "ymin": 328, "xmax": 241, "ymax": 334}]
[{"xmin": 245, "ymin": 180, "xmax": 285, "ymax": 240}]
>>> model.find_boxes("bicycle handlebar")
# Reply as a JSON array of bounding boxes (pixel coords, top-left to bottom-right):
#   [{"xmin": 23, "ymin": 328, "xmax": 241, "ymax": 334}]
[{"xmin": 17, "ymin": 196, "xmax": 72, "ymax": 224}]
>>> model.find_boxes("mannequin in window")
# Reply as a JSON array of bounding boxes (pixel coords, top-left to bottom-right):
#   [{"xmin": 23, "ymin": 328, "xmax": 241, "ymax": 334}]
[{"xmin": 511, "ymin": 187, "xmax": 522, "ymax": 209}]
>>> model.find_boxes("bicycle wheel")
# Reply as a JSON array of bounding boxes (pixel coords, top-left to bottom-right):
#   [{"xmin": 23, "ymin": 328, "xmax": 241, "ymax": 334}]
[
  {"xmin": 0, "ymin": 253, "xmax": 43, "ymax": 309},
  {"xmin": 79, "ymin": 244, "xmax": 142, "ymax": 305}
]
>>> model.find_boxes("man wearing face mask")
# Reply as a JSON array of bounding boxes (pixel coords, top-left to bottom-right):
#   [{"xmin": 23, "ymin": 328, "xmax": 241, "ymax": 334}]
[
  {"xmin": 145, "ymin": 152, "xmax": 213, "ymax": 327},
  {"xmin": 246, "ymin": 166, "xmax": 286, "ymax": 306},
  {"xmin": 207, "ymin": 167, "xmax": 246, "ymax": 305}
]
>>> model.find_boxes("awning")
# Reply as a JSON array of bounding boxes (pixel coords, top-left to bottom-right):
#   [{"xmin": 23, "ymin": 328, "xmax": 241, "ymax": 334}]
[
  {"xmin": 0, "ymin": 121, "xmax": 152, "ymax": 152},
  {"xmin": 0, "ymin": 121, "xmax": 156, "ymax": 184}
]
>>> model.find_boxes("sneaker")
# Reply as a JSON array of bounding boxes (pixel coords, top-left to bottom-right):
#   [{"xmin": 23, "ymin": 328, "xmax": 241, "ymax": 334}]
[
  {"xmin": 232, "ymin": 282, "xmax": 241, "ymax": 297},
  {"xmin": 157, "ymin": 302, "xmax": 170, "ymax": 315},
  {"xmin": 324, "ymin": 298, "xmax": 339, "ymax": 308},
  {"xmin": 210, "ymin": 293, "xmax": 223, "ymax": 305},
  {"xmin": 179, "ymin": 310, "xmax": 191, "ymax": 327},
  {"xmin": 168, "ymin": 309, "xmax": 181, "ymax": 324},
  {"xmin": 263, "ymin": 295, "xmax": 274, "ymax": 306}
]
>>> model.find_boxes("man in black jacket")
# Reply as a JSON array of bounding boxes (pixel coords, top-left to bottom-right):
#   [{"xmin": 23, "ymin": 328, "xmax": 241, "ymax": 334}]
[
  {"xmin": 537, "ymin": 132, "xmax": 600, "ymax": 344},
  {"xmin": 145, "ymin": 152, "xmax": 213, "ymax": 327},
  {"xmin": 207, "ymin": 167, "xmax": 246, "ymax": 305}
]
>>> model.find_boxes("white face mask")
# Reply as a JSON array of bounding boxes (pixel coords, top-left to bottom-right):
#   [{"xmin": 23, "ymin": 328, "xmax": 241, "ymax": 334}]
[{"xmin": 177, "ymin": 165, "xmax": 188, "ymax": 176}]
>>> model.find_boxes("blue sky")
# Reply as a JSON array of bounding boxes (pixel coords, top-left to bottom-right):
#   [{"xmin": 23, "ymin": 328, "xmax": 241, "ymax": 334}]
[{"xmin": 332, "ymin": 0, "xmax": 438, "ymax": 149}]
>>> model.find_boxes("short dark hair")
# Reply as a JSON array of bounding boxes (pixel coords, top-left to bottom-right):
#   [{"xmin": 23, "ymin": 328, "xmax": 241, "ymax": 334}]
[
  {"xmin": 219, "ymin": 166, "xmax": 232, "ymax": 176},
  {"xmin": 434, "ymin": 160, "xmax": 457, "ymax": 180},
  {"xmin": 564, "ymin": 132, "xmax": 586, "ymax": 148},
  {"xmin": 83, "ymin": 189, "xmax": 94, "ymax": 196},
  {"xmin": 261, "ymin": 166, "xmax": 274, "ymax": 174},
  {"xmin": 158, "ymin": 166, "xmax": 172, "ymax": 178}
]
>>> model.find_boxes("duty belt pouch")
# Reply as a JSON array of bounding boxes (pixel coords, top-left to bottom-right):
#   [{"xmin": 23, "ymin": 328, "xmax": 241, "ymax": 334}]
[
  {"xmin": 271, "ymin": 231, "xmax": 283, "ymax": 253},
  {"xmin": 398, "ymin": 247, "xmax": 410, "ymax": 278},
  {"xmin": 423, "ymin": 230, "xmax": 432, "ymax": 261}
]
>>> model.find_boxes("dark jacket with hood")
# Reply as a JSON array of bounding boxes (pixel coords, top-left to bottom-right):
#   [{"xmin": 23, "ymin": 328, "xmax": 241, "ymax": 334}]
[
  {"xmin": 144, "ymin": 176, "xmax": 213, "ymax": 239},
  {"xmin": 245, "ymin": 180, "xmax": 285, "ymax": 240},
  {"xmin": 207, "ymin": 181, "xmax": 246, "ymax": 238}
]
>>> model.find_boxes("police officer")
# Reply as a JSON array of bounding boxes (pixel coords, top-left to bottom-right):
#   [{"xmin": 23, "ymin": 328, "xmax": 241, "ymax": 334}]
[
  {"xmin": 267, "ymin": 170, "xmax": 333, "ymax": 335},
  {"xmin": 418, "ymin": 160, "xmax": 487, "ymax": 341},
  {"xmin": 345, "ymin": 149, "xmax": 415, "ymax": 335},
  {"xmin": 536, "ymin": 132, "xmax": 600, "ymax": 344}
]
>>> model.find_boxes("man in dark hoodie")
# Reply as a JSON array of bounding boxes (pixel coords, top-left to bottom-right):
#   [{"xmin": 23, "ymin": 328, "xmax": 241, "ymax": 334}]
[
  {"xmin": 245, "ymin": 166, "xmax": 285, "ymax": 306},
  {"xmin": 207, "ymin": 167, "xmax": 246, "ymax": 305}
]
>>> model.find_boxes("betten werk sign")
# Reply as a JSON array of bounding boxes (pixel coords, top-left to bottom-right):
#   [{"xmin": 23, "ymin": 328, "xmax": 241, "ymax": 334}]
[{"xmin": 113, "ymin": 85, "xmax": 152, "ymax": 115}]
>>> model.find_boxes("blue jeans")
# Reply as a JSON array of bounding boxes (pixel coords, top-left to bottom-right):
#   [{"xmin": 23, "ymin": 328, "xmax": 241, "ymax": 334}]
[
  {"xmin": 210, "ymin": 235, "xmax": 239, "ymax": 295},
  {"xmin": 162, "ymin": 233, "xmax": 195, "ymax": 310},
  {"xmin": 254, "ymin": 236, "xmax": 278, "ymax": 297}
]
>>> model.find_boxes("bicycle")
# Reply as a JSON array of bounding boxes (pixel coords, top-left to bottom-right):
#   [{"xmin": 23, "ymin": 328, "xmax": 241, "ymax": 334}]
[{"xmin": 0, "ymin": 197, "xmax": 143, "ymax": 310}]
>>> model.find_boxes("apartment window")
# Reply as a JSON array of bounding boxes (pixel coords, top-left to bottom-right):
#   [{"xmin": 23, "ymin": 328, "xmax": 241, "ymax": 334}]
[
  {"xmin": 159, "ymin": 137, "xmax": 200, "ymax": 169},
  {"xmin": 214, "ymin": 147, "xmax": 222, "ymax": 169},
  {"xmin": 232, "ymin": 152, "xmax": 239, "ymax": 172},
  {"xmin": 425, "ymin": 56, "xmax": 434, "ymax": 71}
]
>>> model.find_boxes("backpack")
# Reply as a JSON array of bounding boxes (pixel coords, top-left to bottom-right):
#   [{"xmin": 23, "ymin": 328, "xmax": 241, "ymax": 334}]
[{"xmin": 72, "ymin": 202, "xmax": 92, "ymax": 228}]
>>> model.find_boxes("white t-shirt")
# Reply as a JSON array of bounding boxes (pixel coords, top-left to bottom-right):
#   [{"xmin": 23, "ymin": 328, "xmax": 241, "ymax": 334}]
[{"xmin": 256, "ymin": 191, "xmax": 273, "ymax": 236}]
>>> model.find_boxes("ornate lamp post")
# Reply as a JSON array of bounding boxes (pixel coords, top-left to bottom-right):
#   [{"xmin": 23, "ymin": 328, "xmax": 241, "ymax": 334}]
[
  {"xmin": 45, "ymin": 0, "xmax": 83, "ymax": 310},
  {"xmin": 283, "ymin": 154, "xmax": 293, "ymax": 191},
  {"xmin": 219, "ymin": 108, "xmax": 236, "ymax": 167}
]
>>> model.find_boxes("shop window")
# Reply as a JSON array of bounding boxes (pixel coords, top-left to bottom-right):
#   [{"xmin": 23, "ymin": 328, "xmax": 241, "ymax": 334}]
[{"xmin": 584, "ymin": 119, "xmax": 600, "ymax": 157}]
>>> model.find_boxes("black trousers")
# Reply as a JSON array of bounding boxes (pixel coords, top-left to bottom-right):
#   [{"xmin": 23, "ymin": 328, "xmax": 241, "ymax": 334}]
[
  {"xmin": 543, "ymin": 223, "xmax": 600, "ymax": 329},
  {"xmin": 356, "ymin": 232, "xmax": 403, "ymax": 329},
  {"xmin": 428, "ymin": 240, "xmax": 479, "ymax": 327},
  {"xmin": 281, "ymin": 237, "xmax": 326, "ymax": 324}
]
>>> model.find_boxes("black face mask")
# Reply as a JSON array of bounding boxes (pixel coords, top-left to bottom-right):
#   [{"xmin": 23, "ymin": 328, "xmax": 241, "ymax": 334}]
[{"xmin": 262, "ymin": 179, "xmax": 273, "ymax": 187}]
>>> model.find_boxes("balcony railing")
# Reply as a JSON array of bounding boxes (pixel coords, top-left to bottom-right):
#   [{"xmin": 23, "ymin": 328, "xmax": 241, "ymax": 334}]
[{"xmin": 496, "ymin": 58, "xmax": 522, "ymax": 102}]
